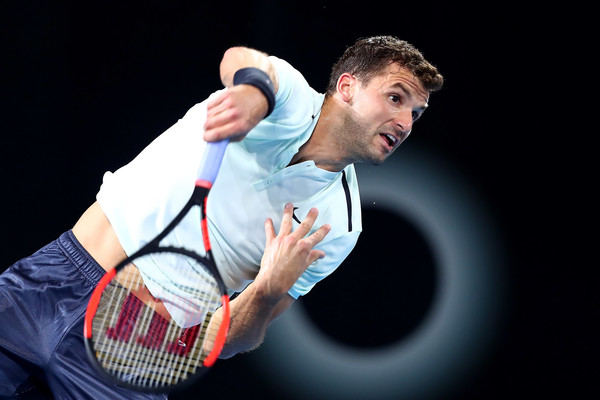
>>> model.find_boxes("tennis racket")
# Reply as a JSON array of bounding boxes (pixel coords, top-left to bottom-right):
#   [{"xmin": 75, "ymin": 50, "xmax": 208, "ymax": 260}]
[{"xmin": 84, "ymin": 140, "xmax": 230, "ymax": 393}]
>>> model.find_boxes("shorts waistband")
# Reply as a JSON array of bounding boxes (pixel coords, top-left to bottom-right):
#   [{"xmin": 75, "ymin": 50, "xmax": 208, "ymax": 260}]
[{"xmin": 57, "ymin": 230, "xmax": 106, "ymax": 284}]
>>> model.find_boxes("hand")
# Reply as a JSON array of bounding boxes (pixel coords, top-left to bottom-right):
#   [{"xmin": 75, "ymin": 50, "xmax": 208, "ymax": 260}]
[
  {"xmin": 255, "ymin": 203, "xmax": 331, "ymax": 305},
  {"xmin": 203, "ymin": 85, "xmax": 269, "ymax": 142}
]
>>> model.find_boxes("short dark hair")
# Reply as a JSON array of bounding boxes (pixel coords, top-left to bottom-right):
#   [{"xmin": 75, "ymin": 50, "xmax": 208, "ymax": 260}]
[{"xmin": 326, "ymin": 35, "xmax": 444, "ymax": 96}]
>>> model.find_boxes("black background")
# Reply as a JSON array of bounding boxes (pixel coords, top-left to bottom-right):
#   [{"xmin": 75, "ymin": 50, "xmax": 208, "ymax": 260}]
[{"xmin": 1, "ymin": 1, "xmax": 594, "ymax": 399}]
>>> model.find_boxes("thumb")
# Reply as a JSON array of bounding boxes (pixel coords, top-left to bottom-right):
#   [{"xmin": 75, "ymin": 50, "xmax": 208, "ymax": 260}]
[{"xmin": 309, "ymin": 249, "xmax": 326, "ymax": 265}]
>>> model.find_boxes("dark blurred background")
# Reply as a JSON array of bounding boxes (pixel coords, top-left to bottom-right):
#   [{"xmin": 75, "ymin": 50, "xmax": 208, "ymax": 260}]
[{"xmin": 1, "ymin": 1, "xmax": 593, "ymax": 399}]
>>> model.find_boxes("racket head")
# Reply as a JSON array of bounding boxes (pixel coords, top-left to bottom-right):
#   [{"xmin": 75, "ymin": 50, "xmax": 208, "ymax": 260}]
[{"xmin": 84, "ymin": 247, "xmax": 230, "ymax": 393}]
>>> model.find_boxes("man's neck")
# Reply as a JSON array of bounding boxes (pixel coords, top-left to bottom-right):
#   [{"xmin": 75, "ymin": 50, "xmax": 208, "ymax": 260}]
[{"xmin": 289, "ymin": 97, "xmax": 350, "ymax": 172}]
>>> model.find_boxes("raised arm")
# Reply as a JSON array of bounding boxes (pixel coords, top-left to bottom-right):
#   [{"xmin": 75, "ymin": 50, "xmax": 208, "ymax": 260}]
[
  {"xmin": 218, "ymin": 47, "xmax": 279, "ymax": 91},
  {"xmin": 203, "ymin": 47, "xmax": 279, "ymax": 142}
]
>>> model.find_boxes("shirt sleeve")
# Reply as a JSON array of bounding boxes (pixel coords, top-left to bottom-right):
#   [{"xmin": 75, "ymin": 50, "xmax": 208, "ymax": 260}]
[
  {"xmin": 244, "ymin": 55, "xmax": 320, "ymax": 141},
  {"xmin": 287, "ymin": 165, "xmax": 363, "ymax": 299},
  {"xmin": 287, "ymin": 231, "xmax": 361, "ymax": 299}
]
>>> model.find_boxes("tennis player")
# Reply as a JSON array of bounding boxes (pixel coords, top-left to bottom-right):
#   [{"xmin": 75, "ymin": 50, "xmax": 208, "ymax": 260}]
[{"xmin": 0, "ymin": 35, "xmax": 443, "ymax": 399}]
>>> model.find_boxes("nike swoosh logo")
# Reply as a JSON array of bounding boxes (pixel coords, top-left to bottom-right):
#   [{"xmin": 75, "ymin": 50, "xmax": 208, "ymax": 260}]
[{"xmin": 292, "ymin": 207, "xmax": 301, "ymax": 224}]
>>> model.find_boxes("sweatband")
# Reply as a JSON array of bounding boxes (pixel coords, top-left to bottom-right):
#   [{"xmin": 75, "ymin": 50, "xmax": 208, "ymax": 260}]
[{"xmin": 233, "ymin": 67, "xmax": 276, "ymax": 118}]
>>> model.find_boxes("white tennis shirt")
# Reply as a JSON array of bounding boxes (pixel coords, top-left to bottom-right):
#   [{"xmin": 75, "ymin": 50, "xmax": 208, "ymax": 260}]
[{"xmin": 97, "ymin": 56, "xmax": 362, "ymax": 305}]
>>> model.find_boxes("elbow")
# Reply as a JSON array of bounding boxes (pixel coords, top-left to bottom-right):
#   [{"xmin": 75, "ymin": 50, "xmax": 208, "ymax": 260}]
[
  {"xmin": 219, "ymin": 46, "xmax": 255, "ymax": 86},
  {"xmin": 218, "ymin": 339, "xmax": 263, "ymax": 360},
  {"xmin": 222, "ymin": 46, "xmax": 249, "ymax": 62},
  {"xmin": 219, "ymin": 47, "xmax": 273, "ymax": 88},
  {"xmin": 217, "ymin": 350, "xmax": 236, "ymax": 360}
]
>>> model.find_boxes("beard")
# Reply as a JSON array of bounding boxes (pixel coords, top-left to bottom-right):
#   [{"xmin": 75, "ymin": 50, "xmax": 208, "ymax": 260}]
[{"xmin": 333, "ymin": 109, "xmax": 388, "ymax": 166}]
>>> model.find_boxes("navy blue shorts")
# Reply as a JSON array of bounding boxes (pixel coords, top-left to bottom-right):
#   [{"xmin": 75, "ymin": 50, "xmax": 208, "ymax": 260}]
[{"xmin": 0, "ymin": 231, "xmax": 168, "ymax": 400}]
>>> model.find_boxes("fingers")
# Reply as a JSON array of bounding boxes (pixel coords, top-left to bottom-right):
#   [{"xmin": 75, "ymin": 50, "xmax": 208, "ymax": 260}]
[
  {"xmin": 203, "ymin": 86, "xmax": 267, "ymax": 142},
  {"xmin": 204, "ymin": 104, "xmax": 246, "ymax": 143},
  {"xmin": 304, "ymin": 222, "xmax": 331, "ymax": 249},
  {"xmin": 264, "ymin": 217, "xmax": 276, "ymax": 244},
  {"xmin": 257, "ymin": 204, "xmax": 331, "ymax": 299},
  {"xmin": 278, "ymin": 203, "xmax": 294, "ymax": 235},
  {"xmin": 293, "ymin": 207, "xmax": 320, "ymax": 238},
  {"xmin": 204, "ymin": 121, "xmax": 246, "ymax": 143},
  {"xmin": 204, "ymin": 90, "xmax": 246, "ymax": 142},
  {"xmin": 309, "ymin": 249, "xmax": 326, "ymax": 264},
  {"xmin": 205, "ymin": 89, "xmax": 227, "ymax": 114},
  {"xmin": 280, "ymin": 203, "xmax": 331, "ymax": 250}
]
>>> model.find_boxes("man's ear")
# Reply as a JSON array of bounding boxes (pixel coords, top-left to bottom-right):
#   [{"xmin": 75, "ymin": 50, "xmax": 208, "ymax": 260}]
[{"xmin": 336, "ymin": 73, "xmax": 357, "ymax": 103}]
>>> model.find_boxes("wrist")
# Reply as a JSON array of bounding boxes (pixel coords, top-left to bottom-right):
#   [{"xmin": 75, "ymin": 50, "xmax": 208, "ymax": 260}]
[
  {"xmin": 233, "ymin": 67, "xmax": 276, "ymax": 117},
  {"xmin": 246, "ymin": 278, "xmax": 286, "ymax": 307}
]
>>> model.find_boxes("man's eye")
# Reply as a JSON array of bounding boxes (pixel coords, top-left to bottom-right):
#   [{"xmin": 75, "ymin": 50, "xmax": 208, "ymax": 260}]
[{"xmin": 389, "ymin": 95, "xmax": 400, "ymax": 103}]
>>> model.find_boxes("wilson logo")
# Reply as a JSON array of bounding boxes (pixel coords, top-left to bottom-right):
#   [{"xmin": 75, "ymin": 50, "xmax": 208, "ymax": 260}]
[{"xmin": 105, "ymin": 293, "xmax": 200, "ymax": 356}]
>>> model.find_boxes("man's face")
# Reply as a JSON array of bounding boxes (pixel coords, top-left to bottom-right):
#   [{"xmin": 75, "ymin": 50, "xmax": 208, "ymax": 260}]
[{"xmin": 342, "ymin": 63, "xmax": 430, "ymax": 165}]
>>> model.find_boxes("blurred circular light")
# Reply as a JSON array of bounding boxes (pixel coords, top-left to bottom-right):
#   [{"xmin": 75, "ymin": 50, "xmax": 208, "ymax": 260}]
[{"xmin": 251, "ymin": 147, "xmax": 507, "ymax": 400}]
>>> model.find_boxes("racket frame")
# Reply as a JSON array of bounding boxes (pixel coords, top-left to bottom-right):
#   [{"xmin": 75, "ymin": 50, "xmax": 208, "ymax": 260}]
[{"xmin": 83, "ymin": 141, "xmax": 231, "ymax": 393}]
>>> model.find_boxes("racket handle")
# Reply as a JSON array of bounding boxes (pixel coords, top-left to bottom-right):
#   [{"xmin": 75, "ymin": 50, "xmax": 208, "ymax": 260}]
[{"xmin": 198, "ymin": 140, "xmax": 229, "ymax": 183}]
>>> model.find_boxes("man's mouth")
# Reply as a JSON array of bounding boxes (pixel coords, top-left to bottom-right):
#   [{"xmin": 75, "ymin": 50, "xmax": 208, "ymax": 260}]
[{"xmin": 380, "ymin": 133, "xmax": 398, "ymax": 148}]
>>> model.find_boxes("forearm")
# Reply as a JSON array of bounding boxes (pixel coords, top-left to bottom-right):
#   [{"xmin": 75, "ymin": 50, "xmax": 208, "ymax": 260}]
[
  {"xmin": 219, "ymin": 47, "xmax": 279, "ymax": 93},
  {"xmin": 210, "ymin": 282, "xmax": 293, "ymax": 359},
  {"xmin": 203, "ymin": 46, "xmax": 279, "ymax": 142}
]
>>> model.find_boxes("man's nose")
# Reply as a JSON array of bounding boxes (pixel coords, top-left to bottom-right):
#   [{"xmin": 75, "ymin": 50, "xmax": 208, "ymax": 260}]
[{"xmin": 394, "ymin": 109, "xmax": 413, "ymax": 134}]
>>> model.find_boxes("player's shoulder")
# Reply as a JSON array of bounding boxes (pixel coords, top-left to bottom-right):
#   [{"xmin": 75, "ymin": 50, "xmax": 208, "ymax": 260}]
[{"xmin": 268, "ymin": 55, "xmax": 316, "ymax": 97}]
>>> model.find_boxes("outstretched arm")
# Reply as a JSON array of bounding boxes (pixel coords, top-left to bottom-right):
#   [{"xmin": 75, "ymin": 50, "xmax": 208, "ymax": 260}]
[
  {"xmin": 203, "ymin": 47, "xmax": 279, "ymax": 142},
  {"xmin": 207, "ymin": 203, "xmax": 331, "ymax": 359}
]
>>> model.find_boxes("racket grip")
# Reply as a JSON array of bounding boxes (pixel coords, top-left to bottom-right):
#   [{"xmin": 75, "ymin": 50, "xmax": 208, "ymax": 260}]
[{"xmin": 198, "ymin": 140, "xmax": 229, "ymax": 183}]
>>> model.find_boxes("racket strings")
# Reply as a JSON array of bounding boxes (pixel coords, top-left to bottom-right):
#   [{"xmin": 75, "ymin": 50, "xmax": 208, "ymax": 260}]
[{"xmin": 92, "ymin": 253, "xmax": 224, "ymax": 388}]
